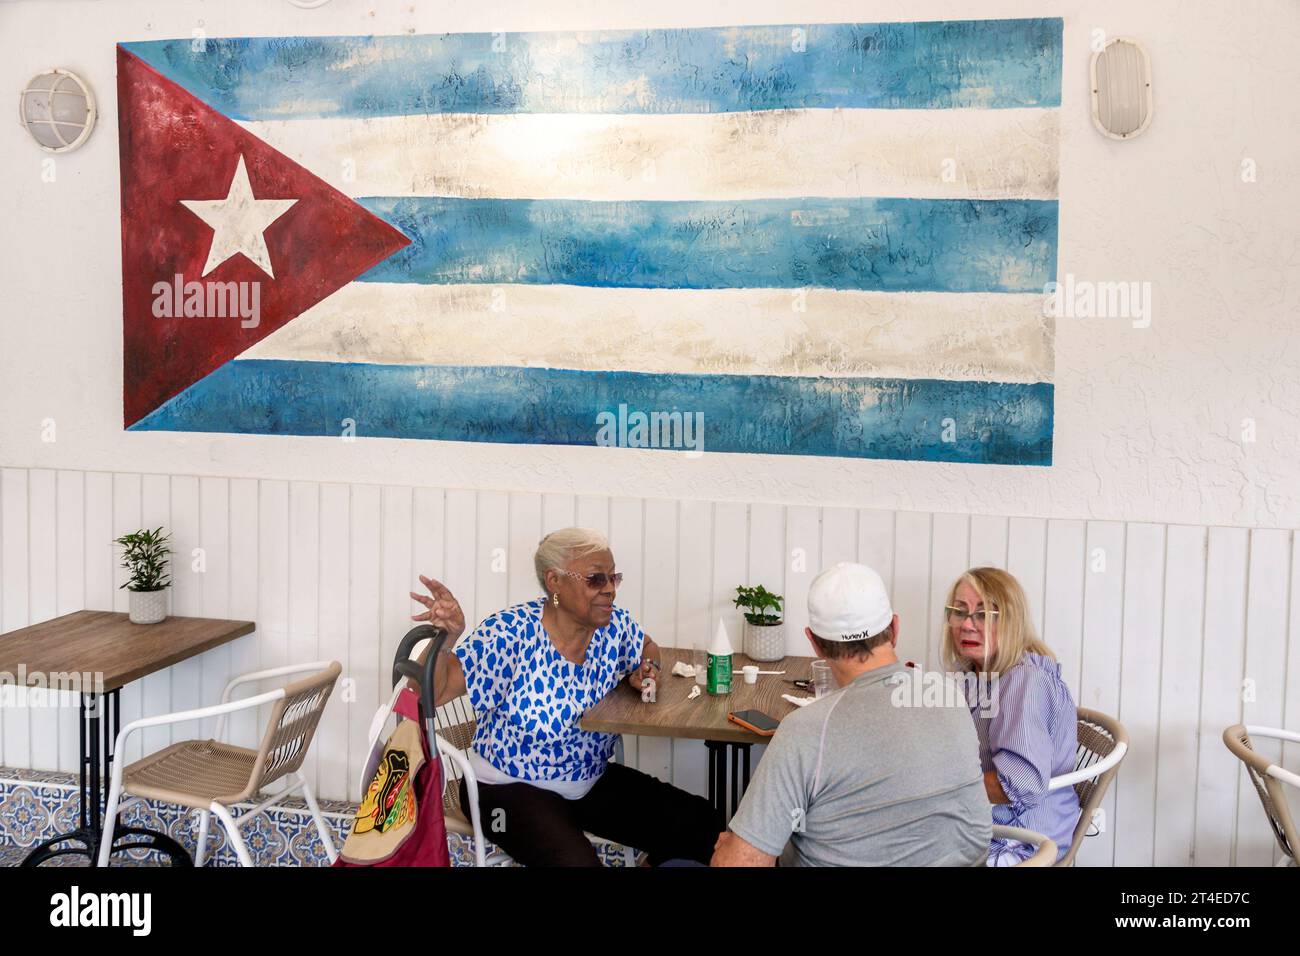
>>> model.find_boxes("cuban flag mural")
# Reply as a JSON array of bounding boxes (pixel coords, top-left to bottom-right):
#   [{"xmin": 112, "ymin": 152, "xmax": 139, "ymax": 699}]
[{"xmin": 118, "ymin": 18, "xmax": 1061, "ymax": 464}]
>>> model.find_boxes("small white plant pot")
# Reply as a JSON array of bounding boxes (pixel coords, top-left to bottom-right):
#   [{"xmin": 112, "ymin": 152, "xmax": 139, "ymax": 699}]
[
  {"xmin": 743, "ymin": 620, "xmax": 785, "ymax": 662},
  {"xmin": 129, "ymin": 588, "xmax": 168, "ymax": 625}
]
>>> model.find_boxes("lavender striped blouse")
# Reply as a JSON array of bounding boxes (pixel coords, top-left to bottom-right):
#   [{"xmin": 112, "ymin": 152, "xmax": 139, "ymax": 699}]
[{"xmin": 968, "ymin": 652, "xmax": 1080, "ymax": 863}]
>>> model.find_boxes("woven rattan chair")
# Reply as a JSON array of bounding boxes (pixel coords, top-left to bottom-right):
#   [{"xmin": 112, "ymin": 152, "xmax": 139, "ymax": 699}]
[
  {"xmin": 1223, "ymin": 724, "xmax": 1299, "ymax": 866},
  {"xmin": 991, "ymin": 825, "xmax": 1057, "ymax": 867},
  {"xmin": 97, "ymin": 661, "xmax": 342, "ymax": 867},
  {"xmin": 1046, "ymin": 707, "xmax": 1129, "ymax": 867}
]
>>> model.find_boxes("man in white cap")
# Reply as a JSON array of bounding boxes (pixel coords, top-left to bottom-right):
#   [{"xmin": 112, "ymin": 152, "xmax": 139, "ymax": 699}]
[{"xmin": 711, "ymin": 562, "xmax": 990, "ymax": 866}]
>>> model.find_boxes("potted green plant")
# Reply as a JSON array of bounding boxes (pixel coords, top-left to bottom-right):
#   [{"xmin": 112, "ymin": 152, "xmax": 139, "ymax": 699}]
[
  {"xmin": 116, "ymin": 527, "xmax": 172, "ymax": 624},
  {"xmin": 733, "ymin": 584, "xmax": 785, "ymax": 662}
]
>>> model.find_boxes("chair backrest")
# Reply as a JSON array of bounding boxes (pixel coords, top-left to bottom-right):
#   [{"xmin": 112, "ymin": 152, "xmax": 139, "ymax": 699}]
[
  {"xmin": 1223, "ymin": 725, "xmax": 1298, "ymax": 863},
  {"xmin": 431, "ymin": 695, "xmax": 477, "ymax": 813},
  {"xmin": 248, "ymin": 662, "xmax": 341, "ymax": 792},
  {"xmin": 386, "ymin": 626, "xmax": 477, "ymax": 815},
  {"xmin": 1057, "ymin": 708, "xmax": 1128, "ymax": 866}
]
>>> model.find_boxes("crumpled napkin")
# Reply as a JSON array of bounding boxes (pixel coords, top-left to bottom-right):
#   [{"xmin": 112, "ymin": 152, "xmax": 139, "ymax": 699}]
[
  {"xmin": 781, "ymin": 693, "xmax": 815, "ymax": 708},
  {"xmin": 671, "ymin": 661, "xmax": 696, "ymax": 678}
]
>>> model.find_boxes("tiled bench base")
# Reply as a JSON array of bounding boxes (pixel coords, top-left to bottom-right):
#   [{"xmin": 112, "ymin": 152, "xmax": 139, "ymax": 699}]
[
  {"xmin": 0, "ymin": 767, "xmax": 631, "ymax": 866},
  {"xmin": 0, "ymin": 767, "xmax": 465, "ymax": 866}
]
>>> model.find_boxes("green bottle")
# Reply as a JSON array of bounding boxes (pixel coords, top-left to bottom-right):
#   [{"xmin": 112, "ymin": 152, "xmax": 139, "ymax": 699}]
[{"xmin": 707, "ymin": 620, "xmax": 733, "ymax": 695}]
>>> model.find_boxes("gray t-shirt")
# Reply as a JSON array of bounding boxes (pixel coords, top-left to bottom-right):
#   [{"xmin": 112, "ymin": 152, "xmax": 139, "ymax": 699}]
[{"xmin": 728, "ymin": 662, "xmax": 990, "ymax": 866}]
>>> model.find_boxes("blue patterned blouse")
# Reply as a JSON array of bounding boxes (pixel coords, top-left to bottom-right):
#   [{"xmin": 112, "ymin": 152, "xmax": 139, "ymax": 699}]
[{"xmin": 453, "ymin": 599, "xmax": 645, "ymax": 783}]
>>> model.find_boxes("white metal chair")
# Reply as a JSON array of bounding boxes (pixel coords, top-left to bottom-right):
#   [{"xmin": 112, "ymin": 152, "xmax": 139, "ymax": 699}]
[
  {"xmin": 97, "ymin": 661, "xmax": 342, "ymax": 867},
  {"xmin": 1046, "ymin": 707, "xmax": 1129, "ymax": 866},
  {"xmin": 1223, "ymin": 724, "xmax": 1299, "ymax": 866},
  {"xmin": 991, "ymin": 824, "xmax": 1057, "ymax": 867}
]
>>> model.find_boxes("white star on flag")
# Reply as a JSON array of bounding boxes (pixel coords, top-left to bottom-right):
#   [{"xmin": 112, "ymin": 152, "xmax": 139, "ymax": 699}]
[{"xmin": 180, "ymin": 154, "xmax": 297, "ymax": 278}]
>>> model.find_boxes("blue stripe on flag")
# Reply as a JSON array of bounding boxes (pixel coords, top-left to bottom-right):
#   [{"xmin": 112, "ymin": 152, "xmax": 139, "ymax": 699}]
[
  {"xmin": 359, "ymin": 196, "xmax": 1058, "ymax": 293},
  {"xmin": 130, "ymin": 360, "xmax": 1053, "ymax": 465},
  {"xmin": 121, "ymin": 19, "xmax": 1062, "ymax": 120},
  {"xmin": 359, "ymin": 197, "xmax": 1058, "ymax": 293}
]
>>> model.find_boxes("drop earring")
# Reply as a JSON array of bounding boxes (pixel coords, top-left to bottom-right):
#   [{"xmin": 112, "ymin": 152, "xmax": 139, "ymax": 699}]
[{"xmin": 551, "ymin": 592, "xmax": 560, "ymax": 607}]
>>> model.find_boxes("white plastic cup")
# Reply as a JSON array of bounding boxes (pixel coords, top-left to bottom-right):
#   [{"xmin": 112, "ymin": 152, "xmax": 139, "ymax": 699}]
[
  {"xmin": 692, "ymin": 645, "xmax": 708, "ymax": 685},
  {"xmin": 741, "ymin": 664, "xmax": 759, "ymax": 684}
]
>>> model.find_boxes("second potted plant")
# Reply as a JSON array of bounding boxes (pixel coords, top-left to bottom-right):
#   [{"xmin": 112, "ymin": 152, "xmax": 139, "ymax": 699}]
[
  {"xmin": 116, "ymin": 527, "xmax": 172, "ymax": 625},
  {"xmin": 733, "ymin": 584, "xmax": 785, "ymax": 662}
]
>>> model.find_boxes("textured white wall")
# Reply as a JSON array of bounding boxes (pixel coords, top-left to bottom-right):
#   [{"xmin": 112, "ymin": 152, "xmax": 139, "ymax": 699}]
[{"xmin": 1, "ymin": 0, "xmax": 1298, "ymax": 529}]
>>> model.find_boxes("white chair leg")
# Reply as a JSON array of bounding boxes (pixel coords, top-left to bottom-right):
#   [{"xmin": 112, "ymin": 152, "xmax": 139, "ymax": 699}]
[
  {"xmin": 193, "ymin": 809, "xmax": 212, "ymax": 867},
  {"xmin": 463, "ymin": 774, "xmax": 488, "ymax": 868},
  {"xmin": 210, "ymin": 803, "xmax": 254, "ymax": 867},
  {"xmin": 95, "ymin": 781, "xmax": 124, "ymax": 867},
  {"xmin": 297, "ymin": 772, "xmax": 338, "ymax": 864}
]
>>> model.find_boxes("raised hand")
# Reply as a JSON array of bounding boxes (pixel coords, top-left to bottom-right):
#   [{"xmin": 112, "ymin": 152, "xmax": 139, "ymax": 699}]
[{"xmin": 410, "ymin": 574, "xmax": 467, "ymax": 642}]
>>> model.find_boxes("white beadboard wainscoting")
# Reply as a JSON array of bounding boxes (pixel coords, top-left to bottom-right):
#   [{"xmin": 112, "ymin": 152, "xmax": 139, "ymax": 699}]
[{"xmin": 0, "ymin": 466, "xmax": 1296, "ymax": 867}]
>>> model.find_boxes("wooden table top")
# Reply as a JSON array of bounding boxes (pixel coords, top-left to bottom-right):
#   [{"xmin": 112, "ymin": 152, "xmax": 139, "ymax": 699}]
[
  {"xmin": 581, "ymin": 647, "xmax": 816, "ymax": 744},
  {"xmin": 0, "ymin": 610, "xmax": 255, "ymax": 692}
]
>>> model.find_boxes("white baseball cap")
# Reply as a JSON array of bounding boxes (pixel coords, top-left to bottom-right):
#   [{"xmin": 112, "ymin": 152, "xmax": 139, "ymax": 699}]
[{"xmin": 807, "ymin": 562, "xmax": 894, "ymax": 641}]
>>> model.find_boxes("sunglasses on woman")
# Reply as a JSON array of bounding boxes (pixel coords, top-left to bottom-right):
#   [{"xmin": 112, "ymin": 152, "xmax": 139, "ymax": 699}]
[{"xmin": 558, "ymin": 570, "xmax": 624, "ymax": 590}]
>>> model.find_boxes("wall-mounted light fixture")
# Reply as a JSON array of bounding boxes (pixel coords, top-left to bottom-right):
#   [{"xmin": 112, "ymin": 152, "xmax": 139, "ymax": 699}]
[
  {"xmin": 19, "ymin": 68, "xmax": 96, "ymax": 152},
  {"xmin": 1091, "ymin": 37, "xmax": 1153, "ymax": 140}
]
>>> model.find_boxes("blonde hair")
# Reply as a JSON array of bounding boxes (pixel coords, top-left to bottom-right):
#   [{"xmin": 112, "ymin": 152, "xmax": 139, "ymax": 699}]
[
  {"xmin": 534, "ymin": 528, "xmax": 611, "ymax": 592},
  {"xmin": 940, "ymin": 567, "xmax": 1055, "ymax": 674}
]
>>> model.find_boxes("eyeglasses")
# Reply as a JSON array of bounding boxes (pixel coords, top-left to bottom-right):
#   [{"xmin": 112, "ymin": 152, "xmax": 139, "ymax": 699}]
[
  {"xmin": 945, "ymin": 606, "xmax": 999, "ymax": 628},
  {"xmin": 558, "ymin": 570, "xmax": 624, "ymax": 590}
]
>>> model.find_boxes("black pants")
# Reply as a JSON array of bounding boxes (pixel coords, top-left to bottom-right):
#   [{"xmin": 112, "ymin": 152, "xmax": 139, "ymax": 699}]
[{"xmin": 460, "ymin": 763, "xmax": 723, "ymax": 866}]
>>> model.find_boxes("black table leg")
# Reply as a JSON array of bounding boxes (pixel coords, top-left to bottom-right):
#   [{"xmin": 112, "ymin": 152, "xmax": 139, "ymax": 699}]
[
  {"xmin": 22, "ymin": 688, "xmax": 191, "ymax": 867},
  {"xmin": 730, "ymin": 745, "xmax": 740, "ymax": 816},
  {"xmin": 706, "ymin": 741, "xmax": 722, "ymax": 819},
  {"xmin": 706, "ymin": 742, "xmax": 715, "ymax": 809},
  {"xmin": 704, "ymin": 740, "xmax": 755, "ymax": 821},
  {"xmin": 77, "ymin": 687, "xmax": 87, "ymax": 830}
]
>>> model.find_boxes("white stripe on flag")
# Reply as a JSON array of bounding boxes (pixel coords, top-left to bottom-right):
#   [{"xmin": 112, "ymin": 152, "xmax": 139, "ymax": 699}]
[
  {"xmin": 244, "ymin": 283, "xmax": 1053, "ymax": 383},
  {"xmin": 241, "ymin": 107, "xmax": 1059, "ymax": 202}
]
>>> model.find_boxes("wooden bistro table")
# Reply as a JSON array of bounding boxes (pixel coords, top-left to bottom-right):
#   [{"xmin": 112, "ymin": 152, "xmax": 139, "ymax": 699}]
[
  {"xmin": 0, "ymin": 610, "xmax": 254, "ymax": 866},
  {"xmin": 581, "ymin": 647, "xmax": 813, "ymax": 819}
]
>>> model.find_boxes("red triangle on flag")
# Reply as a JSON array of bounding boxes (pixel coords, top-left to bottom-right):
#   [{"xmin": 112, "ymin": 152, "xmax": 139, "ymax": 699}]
[{"xmin": 116, "ymin": 45, "xmax": 411, "ymax": 427}]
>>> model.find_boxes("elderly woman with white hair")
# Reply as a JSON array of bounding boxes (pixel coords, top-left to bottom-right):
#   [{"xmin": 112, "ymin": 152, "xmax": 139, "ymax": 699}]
[{"xmin": 410, "ymin": 527, "xmax": 722, "ymax": 866}]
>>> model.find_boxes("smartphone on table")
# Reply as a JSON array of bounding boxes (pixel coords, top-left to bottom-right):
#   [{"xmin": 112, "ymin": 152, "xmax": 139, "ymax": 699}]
[{"xmin": 728, "ymin": 709, "xmax": 780, "ymax": 736}]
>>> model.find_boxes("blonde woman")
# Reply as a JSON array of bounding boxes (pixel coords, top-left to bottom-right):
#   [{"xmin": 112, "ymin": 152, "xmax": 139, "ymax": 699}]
[{"xmin": 942, "ymin": 567, "xmax": 1080, "ymax": 865}]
